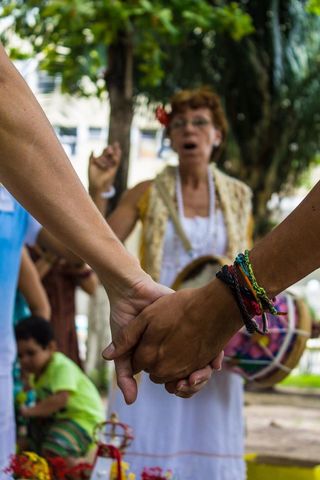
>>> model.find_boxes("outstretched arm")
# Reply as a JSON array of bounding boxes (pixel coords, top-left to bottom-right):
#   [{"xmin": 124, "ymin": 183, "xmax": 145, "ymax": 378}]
[
  {"xmin": 0, "ymin": 44, "xmax": 169, "ymax": 404},
  {"xmin": 0, "ymin": 44, "xmax": 130, "ymax": 281},
  {"xmin": 105, "ymin": 180, "xmax": 320, "ymax": 382}
]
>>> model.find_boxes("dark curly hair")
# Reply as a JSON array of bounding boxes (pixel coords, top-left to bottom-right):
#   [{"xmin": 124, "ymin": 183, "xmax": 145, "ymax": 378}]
[{"xmin": 15, "ymin": 315, "xmax": 54, "ymax": 349}]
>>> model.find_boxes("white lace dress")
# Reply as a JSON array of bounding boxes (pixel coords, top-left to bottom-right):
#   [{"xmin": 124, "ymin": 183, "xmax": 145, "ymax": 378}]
[{"xmin": 108, "ymin": 212, "xmax": 246, "ymax": 480}]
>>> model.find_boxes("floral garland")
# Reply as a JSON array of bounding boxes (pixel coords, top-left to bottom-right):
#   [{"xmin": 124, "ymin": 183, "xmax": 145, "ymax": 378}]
[
  {"xmin": 5, "ymin": 453, "xmax": 176, "ymax": 480},
  {"xmin": 4, "ymin": 452, "xmax": 51, "ymax": 480},
  {"xmin": 5, "ymin": 453, "xmax": 91, "ymax": 480},
  {"xmin": 141, "ymin": 467, "xmax": 174, "ymax": 479}
]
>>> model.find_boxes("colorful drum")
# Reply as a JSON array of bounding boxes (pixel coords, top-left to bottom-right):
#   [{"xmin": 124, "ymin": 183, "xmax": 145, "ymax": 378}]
[{"xmin": 171, "ymin": 255, "xmax": 311, "ymax": 387}]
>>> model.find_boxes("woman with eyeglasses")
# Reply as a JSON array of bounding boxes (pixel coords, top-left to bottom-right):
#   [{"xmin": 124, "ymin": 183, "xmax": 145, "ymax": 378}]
[{"xmin": 89, "ymin": 86, "xmax": 253, "ymax": 479}]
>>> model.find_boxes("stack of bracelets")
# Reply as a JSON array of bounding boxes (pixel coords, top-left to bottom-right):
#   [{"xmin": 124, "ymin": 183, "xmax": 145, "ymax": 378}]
[{"xmin": 216, "ymin": 250, "xmax": 285, "ymax": 334}]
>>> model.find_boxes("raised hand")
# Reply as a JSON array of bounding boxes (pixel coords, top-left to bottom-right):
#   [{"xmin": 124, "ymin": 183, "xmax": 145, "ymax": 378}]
[{"xmin": 88, "ymin": 142, "xmax": 121, "ymax": 194}]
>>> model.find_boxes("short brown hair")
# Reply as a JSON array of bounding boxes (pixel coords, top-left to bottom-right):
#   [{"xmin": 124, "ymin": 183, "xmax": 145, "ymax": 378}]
[{"xmin": 168, "ymin": 87, "xmax": 228, "ymax": 160}]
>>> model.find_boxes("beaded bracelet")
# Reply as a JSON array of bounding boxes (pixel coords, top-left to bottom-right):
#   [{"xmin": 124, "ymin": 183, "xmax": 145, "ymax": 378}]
[
  {"xmin": 216, "ymin": 250, "xmax": 285, "ymax": 334},
  {"xmin": 235, "ymin": 250, "xmax": 279, "ymax": 316},
  {"xmin": 100, "ymin": 185, "xmax": 116, "ymax": 199},
  {"xmin": 216, "ymin": 265, "xmax": 268, "ymax": 334}
]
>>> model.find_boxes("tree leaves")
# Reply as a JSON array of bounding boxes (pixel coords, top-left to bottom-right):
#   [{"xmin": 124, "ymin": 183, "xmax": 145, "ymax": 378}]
[{"xmin": 0, "ymin": 0, "xmax": 253, "ymax": 96}]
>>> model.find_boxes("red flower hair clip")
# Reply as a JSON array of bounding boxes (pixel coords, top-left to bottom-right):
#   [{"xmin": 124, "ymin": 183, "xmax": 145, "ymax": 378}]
[{"xmin": 155, "ymin": 105, "xmax": 170, "ymax": 127}]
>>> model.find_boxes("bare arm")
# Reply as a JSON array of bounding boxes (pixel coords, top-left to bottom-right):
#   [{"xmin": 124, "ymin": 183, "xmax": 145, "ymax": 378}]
[
  {"xmin": 0, "ymin": 44, "xmax": 138, "ymax": 289},
  {"xmin": 88, "ymin": 143, "xmax": 121, "ymax": 215},
  {"xmin": 0, "ymin": 44, "xmax": 170, "ymax": 404},
  {"xmin": 31, "ymin": 245, "xmax": 57, "ymax": 279},
  {"xmin": 106, "ymin": 180, "xmax": 320, "ymax": 383},
  {"xmin": 107, "ymin": 181, "xmax": 152, "ymax": 241},
  {"xmin": 60, "ymin": 262, "xmax": 99, "ymax": 295},
  {"xmin": 37, "ymin": 229, "xmax": 84, "ymax": 266},
  {"xmin": 77, "ymin": 267, "xmax": 99, "ymax": 295},
  {"xmin": 18, "ymin": 247, "xmax": 51, "ymax": 319},
  {"xmin": 20, "ymin": 391, "xmax": 69, "ymax": 418},
  {"xmin": 88, "ymin": 144, "xmax": 152, "ymax": 241},
  {"xmin": 250, "ymin": 183, "xmax": 320, "ymax": 297}
]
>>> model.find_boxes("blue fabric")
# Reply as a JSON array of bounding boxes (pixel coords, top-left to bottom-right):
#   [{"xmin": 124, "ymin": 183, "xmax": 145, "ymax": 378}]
[
  {"xmin": 13, "ymin": 291, "xmax": 30, "ymax": 326},
  {"xmin": 0, "ymin": 187, "xmax": 40, "ymax": 372}
]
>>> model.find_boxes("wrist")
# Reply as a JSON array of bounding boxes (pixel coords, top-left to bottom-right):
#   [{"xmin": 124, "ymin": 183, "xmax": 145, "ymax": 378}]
[
  {"xmin": 89, "ymin": 182, "xmax": 114, "ymax": 197},
  {"xmin": 200, "ymin": 279, "xmax": 244, "ymax": 338},
  {"xmin": 249, "ymin": 248, "xmax": 278, "ymax": 298},
  {"xmin": 92, "ymin": 237, "xmax": 145, "ymax": 293},
  {"xmin": 100, "ymin": 185, "xmax": 116, "ymax": 199},
  {"xmin": 76, "ymin": 266, "xmax": 93, "ymax": 279}
]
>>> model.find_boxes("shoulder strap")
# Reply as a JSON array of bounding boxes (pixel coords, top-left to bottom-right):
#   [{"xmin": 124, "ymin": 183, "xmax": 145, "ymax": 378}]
[{"xmin": 154, "ymin": 175, "xmax": 192, "ymax": 253}]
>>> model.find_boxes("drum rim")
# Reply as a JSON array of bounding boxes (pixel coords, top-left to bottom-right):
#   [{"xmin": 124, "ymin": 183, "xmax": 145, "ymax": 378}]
[{"xmin": 171, "ymin": 254, "xmax": 230, "ymax": 290}]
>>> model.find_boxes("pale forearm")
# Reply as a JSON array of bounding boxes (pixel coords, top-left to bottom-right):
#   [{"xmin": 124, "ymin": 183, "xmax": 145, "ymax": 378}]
[
  {"xmin": 0, "ymin": 45, "xmax": 143, "ymax": 291},
  {"xmin": 89, "ymin": 186, "xmax": 109, "ymax": 215}
]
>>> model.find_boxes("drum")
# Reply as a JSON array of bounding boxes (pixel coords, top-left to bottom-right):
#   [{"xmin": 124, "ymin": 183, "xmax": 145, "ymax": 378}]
[{"xmin": 171, "ymin": 255, "xmax": 311, "ymax": 387}]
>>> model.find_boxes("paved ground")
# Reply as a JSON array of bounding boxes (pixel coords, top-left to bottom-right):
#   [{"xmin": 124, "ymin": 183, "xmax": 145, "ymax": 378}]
[{"xmin": 245, "ymin": 387, "xmax": 320, "ymax": 464}]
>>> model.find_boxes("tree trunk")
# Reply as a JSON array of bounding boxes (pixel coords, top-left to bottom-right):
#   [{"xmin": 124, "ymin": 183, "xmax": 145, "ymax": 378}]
[{"xmin": 105, "ymin": 33, "xmax": 134, "ymax": 210}]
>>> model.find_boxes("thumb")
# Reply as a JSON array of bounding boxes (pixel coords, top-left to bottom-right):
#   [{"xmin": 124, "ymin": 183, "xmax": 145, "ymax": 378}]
[{"xmin": 102, "ymin": 316, "xmax": 148, "ymax": 360}]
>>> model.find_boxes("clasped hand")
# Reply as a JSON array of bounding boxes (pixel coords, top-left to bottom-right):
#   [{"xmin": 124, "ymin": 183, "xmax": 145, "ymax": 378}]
[{"xmin": 103, "ymin": 276, "xmax": 240, "ymax": 404}]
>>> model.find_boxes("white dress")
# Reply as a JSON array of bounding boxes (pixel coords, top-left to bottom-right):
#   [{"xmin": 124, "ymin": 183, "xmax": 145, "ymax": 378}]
[{"xmin": 108, "ymin": 212, "xmax": 246, "ymax": 480}]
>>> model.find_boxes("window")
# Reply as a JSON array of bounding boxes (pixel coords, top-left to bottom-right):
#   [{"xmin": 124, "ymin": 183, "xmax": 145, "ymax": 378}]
[
  {"xmin": 88, "ymin": 127, "xmax": 103, "ymax": 140},
  {"xmin": 55, "ymin": 126, "xmax": 78, "ymax": 156},
  {"xmin": 140, "ymin": 129, "xmax": 157, "ymax": 140},
  {"xmin": 37, "ymin": 71, "xmax": 59, "ymax": 94},
  {"xmin": 138, "ymin": 129, "xmax": 158, "ymax": 159}
]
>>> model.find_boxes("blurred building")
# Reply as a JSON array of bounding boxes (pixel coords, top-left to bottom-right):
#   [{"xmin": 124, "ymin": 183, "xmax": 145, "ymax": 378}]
[{"xmin": 17, "ymin": 58, "xmax": 175, "ymax": 189}]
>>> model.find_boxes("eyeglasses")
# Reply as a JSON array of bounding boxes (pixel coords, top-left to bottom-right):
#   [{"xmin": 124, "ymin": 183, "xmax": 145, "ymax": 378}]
[{"xmin": 170, "ymin": 117, "xmax": 212, "ymax": 130}]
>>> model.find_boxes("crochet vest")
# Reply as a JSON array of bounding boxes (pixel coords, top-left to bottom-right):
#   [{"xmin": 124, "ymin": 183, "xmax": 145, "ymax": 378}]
[{"xmin": 138, "ymin": 164, "xmax": 253, "ymax": 282}]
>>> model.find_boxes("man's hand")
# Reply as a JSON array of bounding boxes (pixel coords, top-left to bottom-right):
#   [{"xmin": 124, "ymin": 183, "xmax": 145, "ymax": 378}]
[{"xmin": 104, "ymin": 278, "xmax": 243, "ymax": 386}]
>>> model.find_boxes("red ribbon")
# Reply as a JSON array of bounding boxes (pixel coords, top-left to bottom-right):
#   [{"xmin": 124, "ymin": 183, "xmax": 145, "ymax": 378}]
[{"xmin": 96, "ymin": 444, "xmax": 123, "ymax": 480}]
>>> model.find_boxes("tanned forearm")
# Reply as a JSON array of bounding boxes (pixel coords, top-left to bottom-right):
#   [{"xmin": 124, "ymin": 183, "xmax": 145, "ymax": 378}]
[{"xmin": 249, "ymin": 181, "xmax": 320, "ymax": 297}]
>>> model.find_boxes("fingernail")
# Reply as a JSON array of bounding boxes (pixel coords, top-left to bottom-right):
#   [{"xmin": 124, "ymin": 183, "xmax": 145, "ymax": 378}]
[
  {"xmin": 102, "ymin": 343, "xmax": 115, "ymax": 359},
  {"xmin": 192, "ymin": 378, "xmax": 205, "ymax": 386},
  {"xmin": 177, "ymin": 381, "xmax": 188, "ymax": 391}
]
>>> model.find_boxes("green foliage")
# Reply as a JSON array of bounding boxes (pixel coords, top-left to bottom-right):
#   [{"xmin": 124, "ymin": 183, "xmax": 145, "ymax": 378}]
[
  {"xmin": 306, "ymin": 0, "xmax": 320, "ymax": 15},
  {"xmin": 147, "ymin": 0, "xmax": 320, "ymax": 234},
  {"xmin": 0, "ymin": 0, "xmax": 253, "ymax": 96}
]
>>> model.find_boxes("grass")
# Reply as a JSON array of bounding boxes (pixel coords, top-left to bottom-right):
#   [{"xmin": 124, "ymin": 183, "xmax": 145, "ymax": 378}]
[{"xmin": 280, "ymin": 373, "xmax": 320, "ymax": 389}]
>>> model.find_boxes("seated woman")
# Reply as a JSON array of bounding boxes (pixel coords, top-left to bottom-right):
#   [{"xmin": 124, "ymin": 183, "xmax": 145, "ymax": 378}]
[
  {"xmin": 89, "ymin": 86, "xmax": 253, "ymax": 479},
  {"xmin": 15, "ymin": 316, "xmax": 105, "ymax": 465}
]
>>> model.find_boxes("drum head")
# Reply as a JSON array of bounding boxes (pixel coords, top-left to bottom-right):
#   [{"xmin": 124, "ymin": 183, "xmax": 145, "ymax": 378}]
[
  {"xmin": 225, "ymin": 292, "xmax": 311, "ymax": 387},
  {"xmin": 255, "ymin": 294, "xmax": 311, "ymax": 387},
  {"xmin": 171, "ymin": 254, "xmax": 230, "ymax": 290}
]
